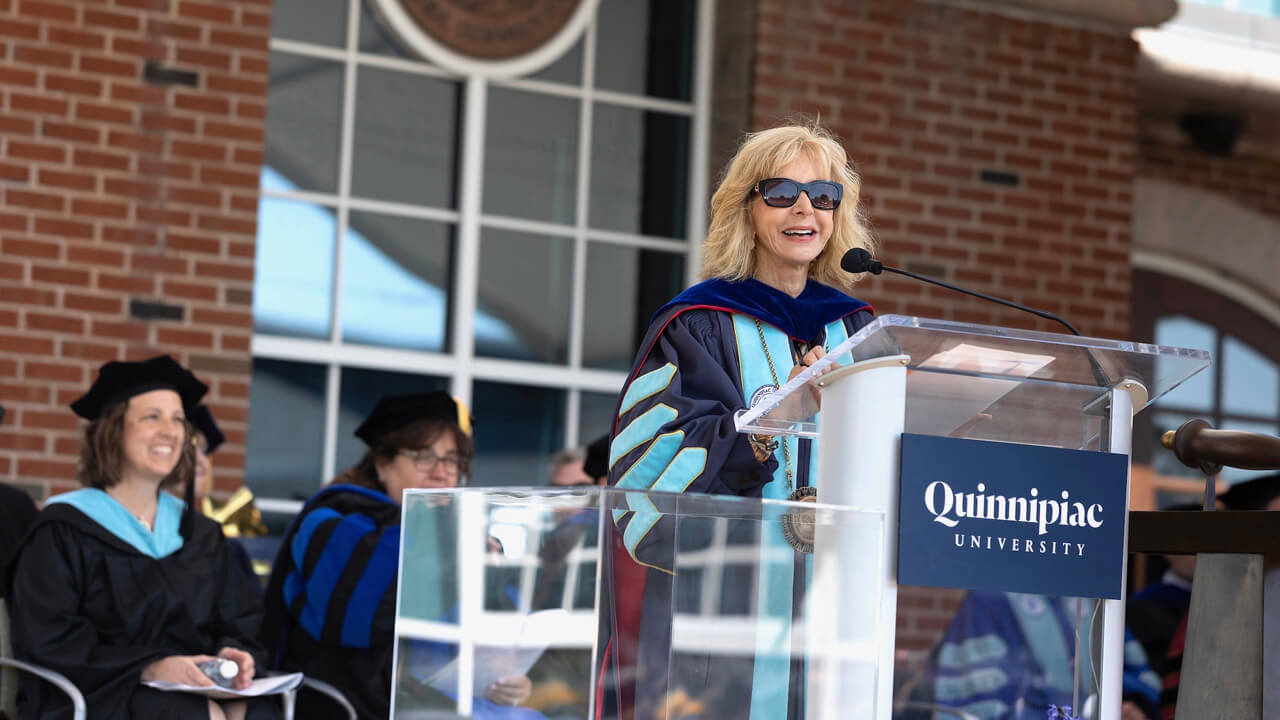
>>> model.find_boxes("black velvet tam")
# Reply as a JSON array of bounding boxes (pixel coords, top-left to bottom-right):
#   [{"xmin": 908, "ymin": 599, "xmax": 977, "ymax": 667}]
[
  {"xmin": 583, "ymin": 432, "xmax": 610, "ymax": 483},
  {"xmin": 1220, "ymin": 472, "xmax": 1280, "ymax": 511},
  {"xmin": 353, "ymin": 391, "xmax": 462, "ymax": 447},
  {"xmin": 189, "ymin": 405, "xmax": 225, "ymax": 454},
  {"xmin": 70, "ymin": 355, "xmax": 208, "ymax": 420}
]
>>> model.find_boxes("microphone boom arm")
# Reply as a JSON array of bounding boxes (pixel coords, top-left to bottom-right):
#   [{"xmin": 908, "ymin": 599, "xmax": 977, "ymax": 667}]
[{"xmin": 882, "ymin": 265, "xmax": 1082, "ymax": 336}]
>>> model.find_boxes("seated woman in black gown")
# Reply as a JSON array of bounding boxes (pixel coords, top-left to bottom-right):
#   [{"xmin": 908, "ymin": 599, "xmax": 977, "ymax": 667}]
[{"xmin": 6, "ymin": 356, "xmax": 278, "ymax": 720}]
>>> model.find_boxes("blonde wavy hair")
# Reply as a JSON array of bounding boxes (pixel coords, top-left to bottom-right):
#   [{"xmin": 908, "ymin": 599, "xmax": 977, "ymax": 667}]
[{"xmin": 701, "ymin": 123, "xmax": 876, "ymax": 292}]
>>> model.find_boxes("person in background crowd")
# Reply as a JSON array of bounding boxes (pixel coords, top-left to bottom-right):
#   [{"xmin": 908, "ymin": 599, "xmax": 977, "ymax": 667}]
[
  {"xmin": 0, "ymin": 484, "xmax": 36, "ymax": 585},
  {"xmin": 174, "ymin": 405, "xmax": 261, "ymax": 595},
  {"xmin": 187, "ymin": 405, "xmax": 225, "ymax": 506},
  {"xmin": 918, "ymin": 591, "xmax": 1159, "ymax": 720},
  {"xmin": 261, "ymin": 391, "xmax": 534, "ymax": 719},
  {"xmin": 602, "ymin": 122, "xmax": 877, "ymax": 719},
  {"xmin": 525, "ymin": 436, "xmax": 612, "ymax": 719},
  {"xmin": 547, "ymin": 448, "xmax": 592, "ymax": 487},
  {"xmin": 6, "ymin": 356, "xmax": 276, "ymax": 720},
  {"xmin": 1126, "ymin": 502, "xmax": 1202, "ymax": 718},
  {"xmin": 545, "ymin": 435, "xmax": 610, "ymax": 489}
]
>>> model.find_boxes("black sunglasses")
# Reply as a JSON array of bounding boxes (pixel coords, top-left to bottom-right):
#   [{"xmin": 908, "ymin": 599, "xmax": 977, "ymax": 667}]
[{"xmin": 753, "ymin": 178, "xmax": 843, "ymax": 211}]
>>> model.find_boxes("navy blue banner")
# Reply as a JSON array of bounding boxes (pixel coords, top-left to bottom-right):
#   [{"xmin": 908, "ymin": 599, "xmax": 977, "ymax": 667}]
[{"xmin": 897, "ymin": 434, "xmax": 1128, "ymax": 599}]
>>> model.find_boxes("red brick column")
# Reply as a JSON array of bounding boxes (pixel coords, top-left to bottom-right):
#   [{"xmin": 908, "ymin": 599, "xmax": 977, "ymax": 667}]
[{"xmin": 0, "ymin": 0, "xmax": 270, "ymax": 498}]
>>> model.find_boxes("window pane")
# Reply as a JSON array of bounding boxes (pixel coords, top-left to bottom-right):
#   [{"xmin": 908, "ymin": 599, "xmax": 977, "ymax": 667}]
[
  {"xmin": 253, "ymin": 195, "xmax": 336, "ymax": 339},
  {"xmin": 1221, "ymin": 335, "xmax": 1279, "ymax": 417},
  {"xmin": 246, "ymin": 359, "xmax": 327, "ymax": 500},
  {"xmin": 341, "ymin": 212, "xmax": 453, "ymax": 351},
  {"xmin": 271, "ymin": 0, "xmax": 347, "ymax": 47},
  {"xmin": 483, "ymin": 88, "xmax": 579, "ymax": 224},
  {"xmin": 594, "ymin": 0, "xmax": 695, "ymax": 101},
  {"xmin": 579, "ymin": 390, "xmax": 619, "ymax": 447},
  {"xmin": 475, "ymin": 228, "xmax": 573, "ymax": 364},
  {"xmin": 1235, "ymin": 0, "xmax": 1279, "ymax": 17},
  {"xmin": 590, "ymin": 103, "xmax": 690, "ymax": 238},
  {"xmin": 334, "ymin": 366, "xmax": 449, "ymax": 472},
  {"xmin": 359, "ymin": 0, "xmax": 416, "ymax": 58},
  {"xmin": 583, "ymin": 242, "xmax": 685, "ymax": 370},
  {"xmin": 351, "ymin": 67, "xmax": 460, "ymax": 207},
  {"xmin": 528, "ymin": 36, "xmax": 582, "ymax": 85},
  {"xmin": 265, "ymin": 52, "xmax": 344, "ymax": 194},
  {"xmin": 1155, "ymin": 316, "xmax": 1214, "ymax": 411},
  {"xmin": 471, "ymin": 381, "xmax": 566, "ymax": 487},
  {"xmin": 1148, "ymin": 410, "xmax": 1204, "ymax": 480}
]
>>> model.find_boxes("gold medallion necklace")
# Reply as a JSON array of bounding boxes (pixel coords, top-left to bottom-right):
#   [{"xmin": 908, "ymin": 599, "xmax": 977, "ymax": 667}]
[
  {"xmin": 755, "ymin": 318, "xmax": 794, "ymax": 495},
  {"xmin": 754, "ymin": 318, "xmax": 832, "ymax": 499}
]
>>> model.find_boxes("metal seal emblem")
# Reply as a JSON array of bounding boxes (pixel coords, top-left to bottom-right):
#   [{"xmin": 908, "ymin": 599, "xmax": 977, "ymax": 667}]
[
  {"xmin": 749, "ymin": 384, "xmax": 778, "ymax": 409},
  {"xmin": 370, "ymin": 0, "xmax": 599, "ymax": 78},
  {"xmin": 780, "ymin": 485, "xmax": 818, "ymax": 553}
]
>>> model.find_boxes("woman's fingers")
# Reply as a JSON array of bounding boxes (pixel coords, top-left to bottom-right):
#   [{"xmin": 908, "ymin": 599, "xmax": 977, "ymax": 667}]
[
  {"xmin": 216, "ymin": 647, "xmax": 255, "ymax": 689},
  {"xmin": 183, "ymin": 657, "xmax": 215, "ymax": 687},
  {"xmin": 487, "ymin": 676, "xmax": 532, "ymax": 705}
]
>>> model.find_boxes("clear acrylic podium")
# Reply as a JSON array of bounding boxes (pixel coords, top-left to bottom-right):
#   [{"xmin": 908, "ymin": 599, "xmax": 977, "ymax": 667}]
[
  {"xmin": 391, "ymin": 487, "xmax": 885, "ymax": 719},
  {"xmin": 735, "ymin": 315, "xmax": 1211, "ymax": 720}
]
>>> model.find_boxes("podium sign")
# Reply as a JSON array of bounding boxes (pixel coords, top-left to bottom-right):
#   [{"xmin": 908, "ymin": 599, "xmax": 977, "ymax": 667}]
[{"xmin": 898, "ymin": 433, "xmax": 1129, "ymax": 599}]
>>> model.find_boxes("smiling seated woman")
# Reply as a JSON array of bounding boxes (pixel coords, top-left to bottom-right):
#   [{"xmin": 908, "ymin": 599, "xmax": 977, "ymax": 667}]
[{"xmin": 6, "ymin": 355, "xmax": 278, "ymax": 720}]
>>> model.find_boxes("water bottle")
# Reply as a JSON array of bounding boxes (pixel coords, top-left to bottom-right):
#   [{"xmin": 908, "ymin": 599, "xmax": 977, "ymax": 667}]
[{"xmin": 197, "ymin": 658, "xmax": 239, "ymax": 689}]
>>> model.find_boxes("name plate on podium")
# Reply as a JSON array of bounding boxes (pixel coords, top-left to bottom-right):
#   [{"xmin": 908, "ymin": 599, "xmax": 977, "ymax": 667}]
[{"xmin": 897, "ymin": 433, "xmax": 1128, "ymax": 599}]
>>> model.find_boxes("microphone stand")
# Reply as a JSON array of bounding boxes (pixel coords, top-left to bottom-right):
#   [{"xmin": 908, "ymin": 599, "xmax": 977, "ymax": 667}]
[
  {"xmin": 875, "ymin": 264, "xmax": 1081, "ymax": 336},
  {"xmin": 849, "ymin": 251, "xmax": 1118, "ymax": 449}
]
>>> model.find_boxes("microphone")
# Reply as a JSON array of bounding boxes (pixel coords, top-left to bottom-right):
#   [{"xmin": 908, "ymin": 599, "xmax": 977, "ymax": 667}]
[{"xmin": 840, "ymin": 248, "xmax": 1081, "ymax": 336}]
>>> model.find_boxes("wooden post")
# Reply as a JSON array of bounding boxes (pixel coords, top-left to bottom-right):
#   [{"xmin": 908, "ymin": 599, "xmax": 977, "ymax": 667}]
[{"xmin": 1174, "ymin": 553, "xmax": 1264, "ymax": 720}]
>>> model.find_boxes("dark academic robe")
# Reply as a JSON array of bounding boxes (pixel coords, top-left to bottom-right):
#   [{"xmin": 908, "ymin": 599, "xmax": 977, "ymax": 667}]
[
  {"xmin": 260, "ymin": 484, "xmax": 401, "ymax": 720},
  {"xmin": 6, "ymin": 501, "xmax": 270, "ymax": 720},
  {"xmin": 0, "ymin": 484, "xmax": 36, "ymax": 592},
  {"xmin": 1126, "ymin": 572, "xmax": 1192, "ymax": 678},
  {"xmin": 916, "ymin": 592, "xmax": 1160, "ymax": 720},
  {"xmin": 599, "ymin": 278, "xmax": 873, "ymax": 720}
]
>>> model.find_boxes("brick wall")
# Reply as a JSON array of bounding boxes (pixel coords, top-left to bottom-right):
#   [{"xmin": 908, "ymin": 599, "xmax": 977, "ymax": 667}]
[
  {"xmin": 0, "ymin": 0, "xmax": 269, "ymax": 500},
  {"xmin": 752, "ymin": 0, "xmax": 1137, "ymax": 342},
  {"xmin": 749, "ymin": 0, "xmax": 1139, "ymax": 654},
  {"xmin": 1140, "ymin": 133, "xmax": 1280, "ymax": 222}
]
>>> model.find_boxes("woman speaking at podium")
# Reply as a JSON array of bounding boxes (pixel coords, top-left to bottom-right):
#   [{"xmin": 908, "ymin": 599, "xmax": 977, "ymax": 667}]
[{"xmin": 601, "ymin": 123, "xmax": 877, "ymax": 719}]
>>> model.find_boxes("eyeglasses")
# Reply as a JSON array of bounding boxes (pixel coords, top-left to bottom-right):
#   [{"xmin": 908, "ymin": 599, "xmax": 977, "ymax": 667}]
[
  {"xmin": 753, "ymin": 178, "xmax": 843, "ymax": 211},
  {"xmin": 399, "ymin": 448, "xmax": 464, "ymax": 475}
]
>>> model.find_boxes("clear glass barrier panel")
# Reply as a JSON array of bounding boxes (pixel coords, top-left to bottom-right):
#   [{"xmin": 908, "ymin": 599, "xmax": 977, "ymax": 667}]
[
  {"xmin": 893, "ymin": 592, "xmax": 1124, "ymax": 720},
  {"xmin": 392, "ymin": 488, "xmax": 885, "ymax": 719},
  {"xmin": 736, "ymin": 315, "xmax": 1211, "ymax": 445}
]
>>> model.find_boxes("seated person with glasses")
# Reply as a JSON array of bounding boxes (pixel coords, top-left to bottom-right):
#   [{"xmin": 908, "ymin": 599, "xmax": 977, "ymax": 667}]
[{"xmin": 260, "ymin": 391, "xmax": 532, "ymax": 719}]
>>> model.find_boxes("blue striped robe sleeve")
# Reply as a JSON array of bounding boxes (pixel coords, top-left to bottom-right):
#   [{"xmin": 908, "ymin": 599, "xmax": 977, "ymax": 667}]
[
  {"xmin": 281, "ymin": 502, "xmax": 401, "ymax": 649},
  {"xmin": 610, "ymin": 308, "xmax": 776, "ymax": 497}
]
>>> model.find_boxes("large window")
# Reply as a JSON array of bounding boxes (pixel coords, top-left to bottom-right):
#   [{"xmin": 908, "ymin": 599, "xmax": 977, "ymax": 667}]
[
  {"xmin": 1132, "ymin": 269, "xmax": 1280, "ymax": 498},
  {"xmin": 1183, "ymin": 0, "xmax": 1280, "ymax": 17},
  {"xmin": 249, "ymin": 0, "xmax": 709, "ymax": 502}
]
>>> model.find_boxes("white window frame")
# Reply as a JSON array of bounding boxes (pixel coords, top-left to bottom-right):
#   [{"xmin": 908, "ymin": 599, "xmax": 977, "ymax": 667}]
[{"xmin": 252, "ymin": 0, "xmax": 715, "ymax": 504}]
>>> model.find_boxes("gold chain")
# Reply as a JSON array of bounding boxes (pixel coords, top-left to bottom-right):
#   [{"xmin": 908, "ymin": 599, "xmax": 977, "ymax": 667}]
[{"xmin": 755, "ymin": 318, "xmax": 793, "ymax": 494}]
